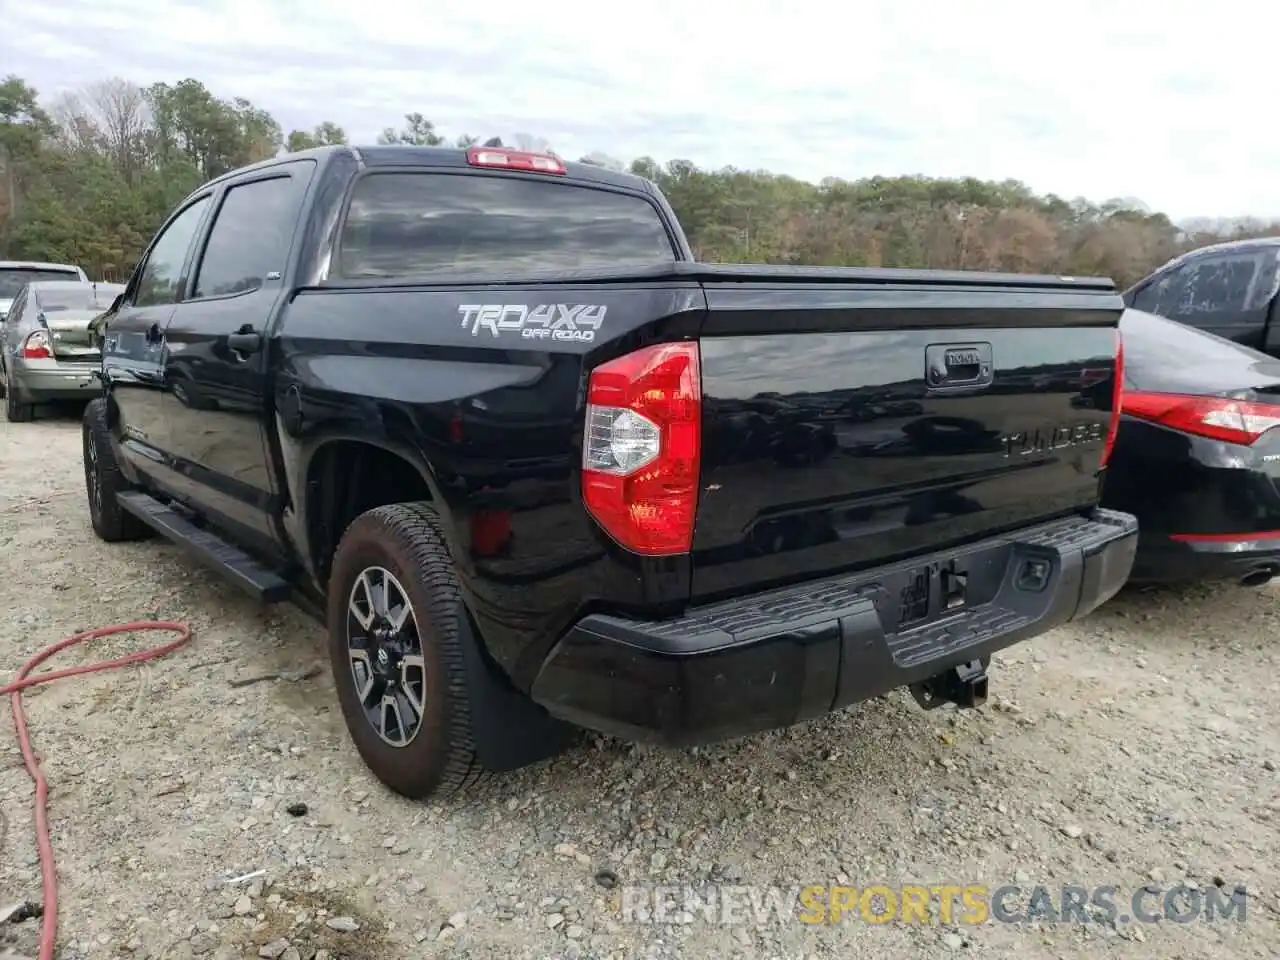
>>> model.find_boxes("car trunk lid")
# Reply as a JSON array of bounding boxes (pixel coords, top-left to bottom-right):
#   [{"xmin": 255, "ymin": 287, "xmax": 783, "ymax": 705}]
[{"xmin": 40, "ymin": 309, "xmax": 101, "ymax": 361}]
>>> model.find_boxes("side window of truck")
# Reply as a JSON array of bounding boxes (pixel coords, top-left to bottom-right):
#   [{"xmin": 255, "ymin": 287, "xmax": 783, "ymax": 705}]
[
  {"xmin": 192, "ymin": 165, "xmax": 313, "ymax": 299},
  {"xmin": 134, "ymin": 196, "xmax": 213, "ymax": 308}
]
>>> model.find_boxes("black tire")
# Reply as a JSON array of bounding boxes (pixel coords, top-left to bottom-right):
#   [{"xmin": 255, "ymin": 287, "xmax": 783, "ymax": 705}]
[
  {"xmin": 5, "ymin": 384, "xmax": 34, "ymax": 422},
  {"xmin": 327, "ymin": 502, "xmax": 491, "ymax": 800},
  {"xmin": 83, "ymin": 398, "xmax": 151, "ymax": 542}
]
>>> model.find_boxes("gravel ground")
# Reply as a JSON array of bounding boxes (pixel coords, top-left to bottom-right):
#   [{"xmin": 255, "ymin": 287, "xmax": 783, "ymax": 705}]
[{"xmin": 2, "ymin": 412, "xmax": 1278, "ymax": 960}]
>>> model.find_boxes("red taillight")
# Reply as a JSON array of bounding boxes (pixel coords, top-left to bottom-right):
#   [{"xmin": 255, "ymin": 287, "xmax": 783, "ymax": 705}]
[
  {"xmin": 465, "ymin": 146, "xmax": 566, "ymax": 175},
  {"xmin": 582, "ymin": 342, "xmax": 701, "ymax": 555},
  {"xmin": 22, "ymin": 330, "xmax": 52, "ymax": 360},
  {"xmin": 1100, "ymin": 332, "xmax": 1123, "ymax": 467},
  {"xmin": 1122, "ymin": 391, "xmax": 1280, "ymax": 445}
]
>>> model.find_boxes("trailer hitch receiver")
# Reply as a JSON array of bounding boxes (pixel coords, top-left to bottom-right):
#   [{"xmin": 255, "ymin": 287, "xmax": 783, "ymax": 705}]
[{"xmin": 909, "ymin": 658, "xmax": 989, "ymax": 710}]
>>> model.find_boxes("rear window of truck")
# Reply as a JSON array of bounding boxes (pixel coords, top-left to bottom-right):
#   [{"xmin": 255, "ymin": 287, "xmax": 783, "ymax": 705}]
[{"xmin": 336, "ymin": 173, "xmax": 675, "ymax": 279}]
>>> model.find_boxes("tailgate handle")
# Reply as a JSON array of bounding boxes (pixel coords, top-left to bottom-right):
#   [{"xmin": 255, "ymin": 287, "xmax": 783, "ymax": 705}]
[{"xmin": 926, "ymin": 342, "xmax": 993, "ymax": 390}]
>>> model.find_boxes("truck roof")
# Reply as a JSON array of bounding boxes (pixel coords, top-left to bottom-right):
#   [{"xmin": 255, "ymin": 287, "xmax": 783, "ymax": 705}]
[{"xmin": 203, "ymin": 144, "xmax": 653, "ymax": 194}]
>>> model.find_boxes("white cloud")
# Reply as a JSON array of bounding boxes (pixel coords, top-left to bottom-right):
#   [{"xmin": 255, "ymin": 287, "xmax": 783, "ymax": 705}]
[{"xmin": 8, "ymin": 0, "xmax": 1279, "ymax": 218}]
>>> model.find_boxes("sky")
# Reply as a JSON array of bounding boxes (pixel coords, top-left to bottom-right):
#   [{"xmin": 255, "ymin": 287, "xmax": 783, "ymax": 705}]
[{"xmin": 7, "ymin": 0, "xmax": 1279, "ymax": 220}]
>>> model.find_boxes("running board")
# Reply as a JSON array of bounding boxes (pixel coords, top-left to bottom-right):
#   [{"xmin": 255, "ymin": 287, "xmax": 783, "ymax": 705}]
[{"xmin": 116, "ymin": 491, "xmax": 291, "ymax": 603}]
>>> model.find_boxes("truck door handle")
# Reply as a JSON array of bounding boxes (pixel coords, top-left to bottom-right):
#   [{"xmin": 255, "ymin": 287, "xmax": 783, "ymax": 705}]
[
  {"xmin": 227, "ymin": 325, "xmax": 262, "ymax": 355},
  {"xmin": 145, "ymin": 323, "xmax": 162, "ymax": 343}
]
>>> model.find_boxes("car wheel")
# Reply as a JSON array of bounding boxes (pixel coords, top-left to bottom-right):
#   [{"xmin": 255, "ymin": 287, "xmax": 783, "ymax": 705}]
[
  {"xmin": 5, "ymin": 383, "xmax": 34, "ymax": 422},
  {"xmin": 83, "ymin": 398, "xmax": 151, "ymax": 542},
  {"xmin": 327, "ymin": 502, "xmax": 491, "ymax": 800}
]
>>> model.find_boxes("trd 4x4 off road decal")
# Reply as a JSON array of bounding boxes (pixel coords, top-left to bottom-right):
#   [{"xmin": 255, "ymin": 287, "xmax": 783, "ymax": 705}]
[{"xmin": 457, "ymin": 303, "xmax": 607, "ymax": 342}]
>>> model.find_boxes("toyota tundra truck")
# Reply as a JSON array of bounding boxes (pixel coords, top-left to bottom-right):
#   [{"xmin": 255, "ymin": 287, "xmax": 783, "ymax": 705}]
[{"xmin": 81, "ymin": 144, "xmax": 1137, "ymax": 799}]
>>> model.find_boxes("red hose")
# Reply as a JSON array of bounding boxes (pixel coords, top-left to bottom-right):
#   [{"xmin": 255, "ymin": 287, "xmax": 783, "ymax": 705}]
[{"xmin": 1, "ymin": 620, "xmax": 193, "ymax": 960}]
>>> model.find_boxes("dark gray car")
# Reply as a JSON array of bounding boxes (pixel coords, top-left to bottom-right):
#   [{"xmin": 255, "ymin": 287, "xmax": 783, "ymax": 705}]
[{"xmin": 0, "ymin": 280, "xmax": 124, "ymax": 421}]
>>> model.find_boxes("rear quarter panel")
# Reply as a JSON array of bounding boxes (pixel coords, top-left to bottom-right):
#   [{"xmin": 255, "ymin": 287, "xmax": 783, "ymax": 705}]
[{"xmin": 272, "ymin": 282, "xmax": 704, "ymax": 682}]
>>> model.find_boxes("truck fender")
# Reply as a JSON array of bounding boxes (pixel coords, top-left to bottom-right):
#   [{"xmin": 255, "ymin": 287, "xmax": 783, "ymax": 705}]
[
  {"xmin": 294, "ymin": 430, "xmax": 575, "ymax": 772},
  {"xmin": 285, "ymin": 427, "xmax": 461, "ymax": 579}
]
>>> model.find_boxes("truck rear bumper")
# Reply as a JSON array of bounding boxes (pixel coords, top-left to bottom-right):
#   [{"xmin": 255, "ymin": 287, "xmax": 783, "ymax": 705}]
[{"xmin": 529, "ymin": 508, "xmax": 1137, "ymax": 745}]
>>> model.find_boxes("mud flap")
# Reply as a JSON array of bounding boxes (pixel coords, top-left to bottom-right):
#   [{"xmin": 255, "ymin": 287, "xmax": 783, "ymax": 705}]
[{"xmin": 453, "ymin": 602, "xmax": 581, "ymax": 771}]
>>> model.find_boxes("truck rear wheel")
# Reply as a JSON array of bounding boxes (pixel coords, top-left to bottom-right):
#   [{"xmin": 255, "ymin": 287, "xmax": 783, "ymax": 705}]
[
  {"xmin": 326, "ymin": 502, "xmax": 490, "ymax": 800},
  {"xmin": 83, "ymin": 398, "xmax": 151, "ymax": 542}
]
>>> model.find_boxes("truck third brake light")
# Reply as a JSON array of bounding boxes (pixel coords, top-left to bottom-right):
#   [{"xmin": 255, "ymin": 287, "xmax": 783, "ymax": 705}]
[{"xmin": 465, "ymin": 146, "xmax": 566, "ymax": 175}]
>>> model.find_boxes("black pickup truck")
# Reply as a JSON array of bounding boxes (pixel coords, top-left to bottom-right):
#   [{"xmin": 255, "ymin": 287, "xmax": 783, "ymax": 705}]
[{"xmin": 82, "ymin": 144, "xmax": 1138, "ymax": 799}]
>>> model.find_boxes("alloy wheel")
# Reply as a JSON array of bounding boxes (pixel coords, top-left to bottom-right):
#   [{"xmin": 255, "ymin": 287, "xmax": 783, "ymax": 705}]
[
  {"xmin": 86, "ymin": 429, "xmax": 103, "ymax": 517},
  {"xmin": 346, "ymin": 566, "xmax": 427, "ymax": 747}
]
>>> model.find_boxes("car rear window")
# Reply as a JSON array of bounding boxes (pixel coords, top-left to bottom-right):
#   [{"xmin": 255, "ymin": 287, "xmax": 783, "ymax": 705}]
[
  {"xmin": 0, "ymin": 268, "xmax": 79, "ymax": 298},
  {"xmin": 1121, "ymin": 308, "xmax": 1270, "ymax": 385},
  {"xmin": 36, "ymin": 285, "xmax": 121, "ymax": 312},
  {"xmin": 336, "ymin": 173, "xmax": 675, "ymax": 279}
]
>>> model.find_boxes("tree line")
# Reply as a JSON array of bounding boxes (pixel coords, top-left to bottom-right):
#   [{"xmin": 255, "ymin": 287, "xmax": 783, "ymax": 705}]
[{"xmin": 1, "ymin": 73, "xmax": 1277, "ymax": 286}]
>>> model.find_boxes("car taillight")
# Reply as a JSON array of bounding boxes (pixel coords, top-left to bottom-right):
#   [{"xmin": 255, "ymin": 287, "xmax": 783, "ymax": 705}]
[
  {"xmin": 1122, "ymin": 391, "xmax": 1280, "ymax": 445},
  {"xmin": 1100, "ymin": 332, "xmax": 1123, "ymax": 467},
  {"xmin": 465, "ymin": 146, "xmax": 566, "ymax": 175},
  {"xmin": 22, "ymin": 330, "xmax": 52, "ymax": 360},
  {"xmin": 582, "ymin": 341, "xmax": 701, "ymax": 555}
]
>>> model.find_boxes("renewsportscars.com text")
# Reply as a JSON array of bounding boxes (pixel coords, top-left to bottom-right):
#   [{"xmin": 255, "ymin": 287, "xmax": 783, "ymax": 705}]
[{"xmin": 618, "ymin": 883, "xmax": 1249, "ymax": 926}]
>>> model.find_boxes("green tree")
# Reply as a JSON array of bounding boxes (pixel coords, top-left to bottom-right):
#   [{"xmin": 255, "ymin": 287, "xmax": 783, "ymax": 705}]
[
  {"xmin": 0, "ymin": 71, "xmax": 1274, "ymax": 289},
  {"xmin": 376, "ymin": 112, "xmax": 445, "ymax": 146},
  {"xmin": 0, "ymin": 75, "xmax": 57, "ymax": 242},
  {"xmin": 145, "ymin": 79, "xmax": 279, "ymax": 180},
  {"xmin": 0, "ymin": 74, "xmax": 54, "ymax": 158},
  {"xmin": 286, "ymin": 121, "xmax": 348, "ymax": 152}
]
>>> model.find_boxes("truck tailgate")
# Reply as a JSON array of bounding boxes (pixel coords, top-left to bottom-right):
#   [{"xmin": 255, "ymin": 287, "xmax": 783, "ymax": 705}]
[{"xmin": 689, "ymin": 270, "xmax": 1122, "ymax": 601}]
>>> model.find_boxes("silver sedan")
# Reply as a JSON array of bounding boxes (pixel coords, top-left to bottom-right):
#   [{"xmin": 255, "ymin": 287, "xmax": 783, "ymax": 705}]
[{"xmin": 1, "ymin": 279, "xmax": 125, "ymax": 422}]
